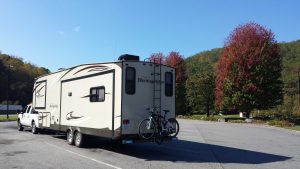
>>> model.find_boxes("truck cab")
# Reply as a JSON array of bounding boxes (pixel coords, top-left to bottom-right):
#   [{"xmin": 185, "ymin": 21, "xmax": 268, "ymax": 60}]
[{"xmin": 18, "ymin": 104, "xmax": 39, "ymax": 134}]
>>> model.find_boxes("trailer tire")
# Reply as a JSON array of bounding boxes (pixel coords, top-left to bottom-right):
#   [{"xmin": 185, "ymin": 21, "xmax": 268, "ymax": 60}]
[
  {"xmin": 18, "ymin": 120, "xmax": 24, "ymax": 131},
  {"xmin": 67, "ymin": 130, "xmax": 74, "ymax": 145},
  {"xmin": 74, "ymin": 131, "xmax": 84, "ymax": 147},
  {"xmin": 31, "ymin": 121, "xmax": 38, "ymax": 134}
]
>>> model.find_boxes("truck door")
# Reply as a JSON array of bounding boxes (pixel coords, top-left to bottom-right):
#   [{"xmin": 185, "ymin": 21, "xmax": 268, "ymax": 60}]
[
  {"xmin": 20, "ymin": 105, "xmax": 28, "ymax": 126},
  {"xmin": 22, "ymin": 105, "xmax": 31, "ymax": 126}
]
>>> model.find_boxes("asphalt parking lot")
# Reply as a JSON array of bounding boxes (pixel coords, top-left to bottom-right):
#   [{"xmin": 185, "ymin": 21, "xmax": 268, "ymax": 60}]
[{"xmin": 0, "ymin": 119, "xmax": 299, "ymax": 169}]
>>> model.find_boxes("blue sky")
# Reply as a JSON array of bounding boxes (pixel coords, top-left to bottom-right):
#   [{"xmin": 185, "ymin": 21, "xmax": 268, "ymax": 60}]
[{"xmin": 0, "ymin": 0, "xmax": 299, "ymax": 71}]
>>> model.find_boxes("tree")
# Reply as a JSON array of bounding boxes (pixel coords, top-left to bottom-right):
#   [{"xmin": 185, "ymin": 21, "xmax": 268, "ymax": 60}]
[
  {"xmin": 148, "ymin": 52, "xmax": 188, "ymax": 115},
  {"xmin": 215, "ymin": 22, "xmax": 283, "ymax": 117},
  {"xmin": 0, "ymin": 53, "xmax": 50, "ymax": 106},
  {"xmin": 165, "ymin": 52, "xmax": 187, "ymax": 83},
  {"xmin": 149, "ymin": 52, "xmax": 165, "ymax": 64},
  {"xmin": 186, "ymin": 73, "xmax": 215, "ymax": 116},
  {"xmin": 165, "ymin": 52, "xmax": 187, "ymax": 115}
]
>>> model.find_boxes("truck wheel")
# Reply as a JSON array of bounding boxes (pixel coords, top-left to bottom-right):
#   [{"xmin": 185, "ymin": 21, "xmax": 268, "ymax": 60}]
[
  {"xmin": 18, "ymin": 120, "xmax": 24, "ymax": 131},
  {"xmin": 31, "ymin": 121, "xmax": 38, "ymax": 134},
  {"xmin": 74, "ymin": 131, "xmax": 84, "ymax": 147},
  {"xmin": 67, "ymin": 130, "xmax": 74, "ymax": 145}
]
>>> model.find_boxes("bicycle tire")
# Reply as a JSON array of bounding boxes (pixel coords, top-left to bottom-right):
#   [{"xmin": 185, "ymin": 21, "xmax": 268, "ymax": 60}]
[
  {"xmin": 155, "ymin": 131, "xmax": 164, "ymax": 145},
  {"xmin": 167, "ymin": 118, "xmax": 180, "ymax": 137},
  {"xmin": 155, "ymin": 124, "xmax": 165, "ymax": 145},
  {"xmin": 139, "ymin": 119, "xmax": 156, "ymax": 139}
]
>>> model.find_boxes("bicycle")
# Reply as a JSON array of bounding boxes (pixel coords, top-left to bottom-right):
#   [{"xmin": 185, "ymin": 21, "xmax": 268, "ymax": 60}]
[{"xmin": 138, "ymin": 108, "xmax": 179, "ymax": 144}]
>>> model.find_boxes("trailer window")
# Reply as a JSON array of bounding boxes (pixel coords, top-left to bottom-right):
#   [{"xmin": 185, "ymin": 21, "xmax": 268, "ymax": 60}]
[
  {"xmin": 125, "ymin": 67, "xmax": 136, "ymax": 94},
  {"xmin": 165, "ymin": 72, "xmax": 173, "ymax": 97},
  {"xmin": 90, "ymin": 86, "xmax": 105, "ymax": 102}
]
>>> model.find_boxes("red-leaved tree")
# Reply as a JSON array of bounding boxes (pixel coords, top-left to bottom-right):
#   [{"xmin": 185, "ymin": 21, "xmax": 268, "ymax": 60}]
[
  {"xmin": 165, "ymin": 51, "xmax": 186, "ymax": 83},
  {"xmin": 149, "ymin": 52, "xmax": 165, "ymax": 64},
  {"xmin": 165, "ymin": 51, "xmax": 187, "ymax": 115},
  {"xmin": 215, "ymin": 22, "xmax": 283, "ymax": 117},
  {"xmin": 148, "ymin": 51, "xmax": 187, "ymax": 115}
]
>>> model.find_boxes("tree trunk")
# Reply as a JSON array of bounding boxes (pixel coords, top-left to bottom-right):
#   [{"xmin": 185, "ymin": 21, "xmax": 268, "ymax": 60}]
[
  {"xmin": 206, "ymin": 100, "xmax": 210, "ymax": 117},
  {"xmin": 245, "ymin": 112, "xmax": 250, "ymax": 118}
]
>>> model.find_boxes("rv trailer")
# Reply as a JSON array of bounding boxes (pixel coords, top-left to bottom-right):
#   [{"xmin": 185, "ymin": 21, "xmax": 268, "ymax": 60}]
[{"xmin": 28, "ymin": 54, "xmax": 177, "ymax": 146}]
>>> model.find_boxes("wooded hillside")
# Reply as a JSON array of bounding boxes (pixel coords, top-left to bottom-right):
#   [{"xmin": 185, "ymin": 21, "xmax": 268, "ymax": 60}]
[
  {"xmin": 0, "ymin": 53, "xmax": 50, "ymax": 106},
  {"xmin": 186, "ymin": 39, "xmax": 300, "ymax": 116}
]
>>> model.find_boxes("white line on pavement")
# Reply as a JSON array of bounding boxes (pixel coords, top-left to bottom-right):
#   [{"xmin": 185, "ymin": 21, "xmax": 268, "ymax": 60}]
[{"xmin": 45, "ymin": 142, "xmax": 122, "ymax": 169}]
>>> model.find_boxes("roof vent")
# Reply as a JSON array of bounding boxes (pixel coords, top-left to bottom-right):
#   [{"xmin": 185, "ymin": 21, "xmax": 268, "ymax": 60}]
[{"xmin": 118, "ymin": 54, "xmax": 140, "ymax": 61}]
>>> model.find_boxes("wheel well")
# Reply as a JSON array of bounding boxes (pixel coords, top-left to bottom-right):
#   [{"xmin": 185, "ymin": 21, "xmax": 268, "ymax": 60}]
[
  {"xmin": 67, "ymin": 128, "xmax": 78, "ymax": 135},
  {"xmin": 73, "ymin": 130, "xmax": 78, "ymax": 135},
  {"xmin": 67, "ymin": 129, "xmax": 72, "ymax": 134}
]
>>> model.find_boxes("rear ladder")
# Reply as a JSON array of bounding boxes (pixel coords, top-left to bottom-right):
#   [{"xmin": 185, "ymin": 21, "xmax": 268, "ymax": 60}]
[{"xmin": 152, "ymin": 58, "xmax": 162, "ymax": 115}]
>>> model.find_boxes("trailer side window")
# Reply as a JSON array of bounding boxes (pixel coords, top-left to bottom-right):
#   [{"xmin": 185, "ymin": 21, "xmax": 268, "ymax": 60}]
[
  {"xmin": 125, "ymin": 67, "xmax": 136, "ymax": 94},
  {"xmin": 165, "ymin": 72, "xmax": 173, "ymax": 97},
  {"xmin": 90, "ymin": 86, "xmax": 105, "ymax": 102}
]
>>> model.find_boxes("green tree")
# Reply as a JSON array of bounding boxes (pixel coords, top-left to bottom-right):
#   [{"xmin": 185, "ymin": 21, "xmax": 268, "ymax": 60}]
[
  {"xmin": 0, "ymin": 53, "xmax": 50, "ymax": 106},
  {"xmin": 186, "ymin": 73, "xmax": 215, "ymax": 116}
]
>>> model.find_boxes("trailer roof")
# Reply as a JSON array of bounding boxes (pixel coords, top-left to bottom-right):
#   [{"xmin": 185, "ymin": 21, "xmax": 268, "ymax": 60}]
[{"xmin": 35, "ymin": 60, "xmax": 175, "ymax": 81}]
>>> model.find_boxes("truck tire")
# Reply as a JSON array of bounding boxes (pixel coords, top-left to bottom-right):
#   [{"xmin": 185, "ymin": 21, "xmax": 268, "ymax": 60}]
[
  {"xmin": 74, "ymin": 131, "xmax": 84, "ymax": 147},
  {"xmin": 18, "ymin": 120, "xmax": 24, "ymax": 131},
  {"xmin": 67, "ymin": 130, "xmax": 74, "ymax": 145},
  {"xmin": 31, "ymin": 121, "xmax": 38, "ymax": 134}
]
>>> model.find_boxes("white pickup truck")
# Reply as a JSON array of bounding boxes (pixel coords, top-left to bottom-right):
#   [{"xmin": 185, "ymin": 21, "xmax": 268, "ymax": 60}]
[{"xmin": 17, "ymin": 104, "xmax": 39, "ymax": 134}]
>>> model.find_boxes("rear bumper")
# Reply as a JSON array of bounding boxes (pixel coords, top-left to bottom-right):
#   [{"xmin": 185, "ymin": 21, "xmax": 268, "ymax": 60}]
[{"xmin": 117, "ymin": 134, "xmax": 178, "ymax": 144}]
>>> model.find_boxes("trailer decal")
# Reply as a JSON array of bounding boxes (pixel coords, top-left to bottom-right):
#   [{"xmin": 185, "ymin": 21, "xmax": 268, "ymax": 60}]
[
  {"xmin": 66, "ymin": 111, "xmax": 84, "ymax": 120},
  {"xmin": 73, "ymin": 65, "xmax": 109, "ymax": 75}
]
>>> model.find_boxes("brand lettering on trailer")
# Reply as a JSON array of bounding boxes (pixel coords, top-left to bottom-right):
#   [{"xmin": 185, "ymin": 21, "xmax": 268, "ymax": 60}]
[{"xmin": 138, "ymin": 77, "xmax": 164, "ymax": 84}]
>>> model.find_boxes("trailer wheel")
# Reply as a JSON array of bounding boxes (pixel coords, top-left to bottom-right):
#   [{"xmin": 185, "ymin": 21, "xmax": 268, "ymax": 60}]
[
  {"xmin": 31, "ymin": 121, "xmax": 38, "ymax": 134},
  {"xmin": 74, "ymin": 131, "xmax": 84, "ymax": 147},
  {"xmin": 18, "ymin": 120, "xmax": 24, "ymax": 131},
  {"xmin": 66, "ymin": 130, "xmax": 74, "ymax": 145}
]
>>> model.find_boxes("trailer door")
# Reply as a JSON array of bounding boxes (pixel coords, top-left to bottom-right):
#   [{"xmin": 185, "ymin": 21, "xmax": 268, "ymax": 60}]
[{"xmin": 60, "ymin": 70, "xmax": 115, "ymax": 137}]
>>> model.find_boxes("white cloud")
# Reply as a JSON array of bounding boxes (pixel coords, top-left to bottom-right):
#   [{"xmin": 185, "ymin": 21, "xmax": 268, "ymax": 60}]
[
  {"xmin": 58, "ymin": 31, "xmax": 65, "ymax": 35},
  {"xmin": 74, "ymin": 26, "xmax": 80, "ymax": 32}
]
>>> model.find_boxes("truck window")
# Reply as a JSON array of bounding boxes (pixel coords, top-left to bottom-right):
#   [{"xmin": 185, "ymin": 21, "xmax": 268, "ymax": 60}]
[
  {"xmin": 22, "ymin": 106, "xmax": 28, "ymax": 113},
  {"xmin": 165, "ymin": 72, "xmax": 173, "ymax": 97},
  {"xmin": 90, "ymin": 86, "xmax": 105, "ymax": 102},
  {"xmin": 26, "ymin": 106, "xmax": 32, "ymax": 114},
  {"xmin": 125, "ymin": 67, "xmax": 136, "ymax": 94}
]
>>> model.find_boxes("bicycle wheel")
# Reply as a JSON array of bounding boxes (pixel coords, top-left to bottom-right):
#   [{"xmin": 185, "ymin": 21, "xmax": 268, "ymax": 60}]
[
  {"xmin": 155, "ymin": 124, "xmax": 164, "ymax": 145},
  {"xmin": 139, "ymin": 119, "xmax": 156, "ymax": 139},
  {"xmin": 166, "ymin": 118, "xmax": 179, "ymax": 137}
]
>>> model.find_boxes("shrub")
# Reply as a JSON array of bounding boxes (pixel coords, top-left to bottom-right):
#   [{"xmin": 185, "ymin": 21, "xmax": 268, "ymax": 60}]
[{"xmin": 268, "ymin": 120, "xmax": 294, "ymax": 127}]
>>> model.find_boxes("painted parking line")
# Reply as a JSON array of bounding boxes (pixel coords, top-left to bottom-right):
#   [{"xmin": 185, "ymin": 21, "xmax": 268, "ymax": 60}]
[{"xmin": 45, "ymin": 142, "xmax": 122, "ymax": 169}]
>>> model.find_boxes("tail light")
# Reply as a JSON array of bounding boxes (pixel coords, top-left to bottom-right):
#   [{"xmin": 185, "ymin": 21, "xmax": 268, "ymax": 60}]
[{"xmin": 123, "ymin": 119, "xmax": 130, "ymax": 125}]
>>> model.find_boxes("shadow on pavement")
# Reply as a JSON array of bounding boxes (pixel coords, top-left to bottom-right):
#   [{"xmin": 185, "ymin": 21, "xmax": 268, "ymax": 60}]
[
  {"xmin": 2, "ymin": 122, "xmax": 292, "ymax": 164},
  {"xmin": 79, "ymin": 137, "xmax": 291, "ymax": 164}
]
